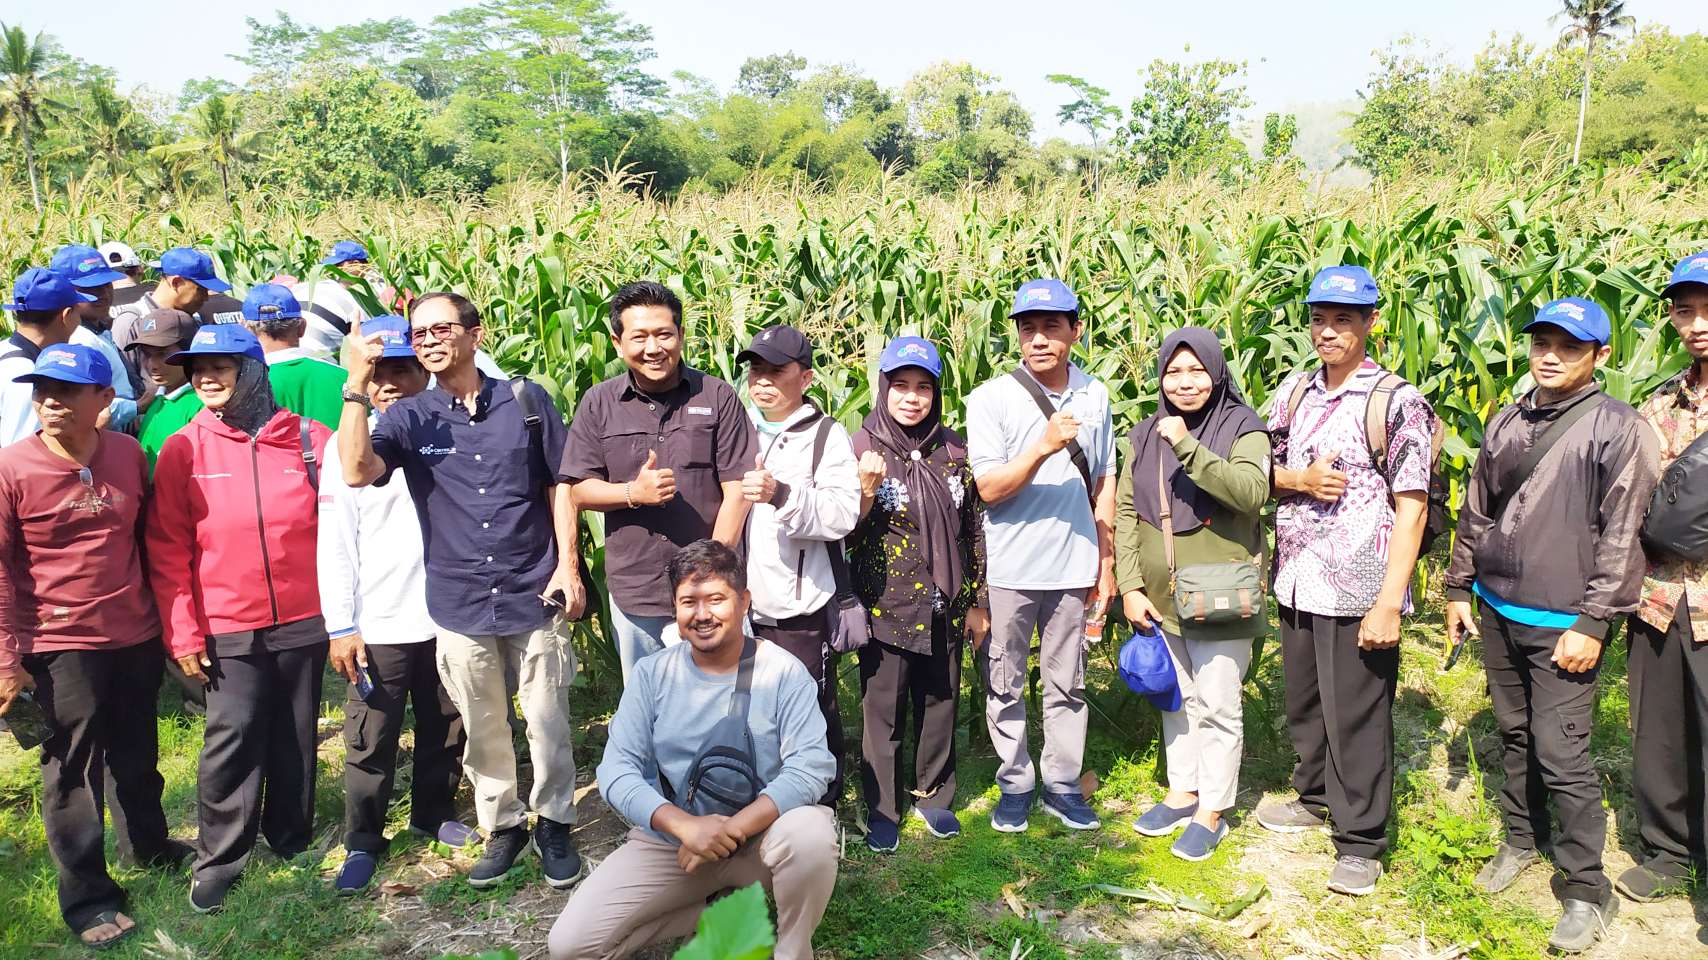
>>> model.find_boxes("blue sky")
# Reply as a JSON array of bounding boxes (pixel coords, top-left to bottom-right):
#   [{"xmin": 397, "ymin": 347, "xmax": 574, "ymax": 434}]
[{"xmin": 10, "ymin": 0, "xmax": 1707, "ymax": 140}]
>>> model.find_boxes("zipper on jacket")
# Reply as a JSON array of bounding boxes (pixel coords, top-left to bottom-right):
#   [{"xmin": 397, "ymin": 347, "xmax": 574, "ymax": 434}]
[
  {"xmin": 795, "ymin": 549, "xmax": 805, "ymax": 600},
  {"xmin": 251, "ymin": 437, "xmax": 280, "ymax": 623}
]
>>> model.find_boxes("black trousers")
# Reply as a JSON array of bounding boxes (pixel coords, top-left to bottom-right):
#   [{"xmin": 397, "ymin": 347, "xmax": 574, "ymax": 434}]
[
  {"xmin": 755, "ymin": 609, "xmax": 844, "ymax": 806},
  {"xmin": 24, "ymin": 642, "xmax": 171, "ymax": 933},
  {"xmin": 194, "ymin": 639, "xmax": 327, "ymax": 891},
  {"xmin": 1629, "ymin": 598, "xmax": 1708, "ymax": 881},
  {"xmin": 1278, "ymin": 605, "xmax": 1398, "ymax": 859},
  {"xmin": 343, "ymin": 639, "xmax": 466, "ymax": 854},
  {"xmin": 858, "ymin": 619, "xmax": 960, "ymax": 824},
  {"xmin": 1479, "ymin": 602, "xmax": 1608, "ymax": 903}
]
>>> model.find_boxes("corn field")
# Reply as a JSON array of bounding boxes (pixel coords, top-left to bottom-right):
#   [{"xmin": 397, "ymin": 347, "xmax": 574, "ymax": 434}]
[{"xmin": 5, "ymin": 154, "xmax": 1707, "ymax": 673}]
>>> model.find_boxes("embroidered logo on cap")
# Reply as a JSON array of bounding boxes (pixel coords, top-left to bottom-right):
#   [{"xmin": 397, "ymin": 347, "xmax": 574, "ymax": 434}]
[
  {"xmin": 1549, "ymin": 302, "xmax": 1587, "ymax": 322},
  {"xmin": 898, "ymin": 343, "xmax": 929, "ymax": 361},
  {"xmin": 1322, "ymin": 275, "xmax": 1359, "ymax": 292}
]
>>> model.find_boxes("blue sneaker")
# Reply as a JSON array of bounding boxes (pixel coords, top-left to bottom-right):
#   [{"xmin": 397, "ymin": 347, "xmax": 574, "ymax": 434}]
[
  {"xmin": 1170, "ymin": 821, "xmax": 1228, "ymax": 862},
  {"xmin": 1042, "ymin": 790, "xmax": 1101, "ymax": 830},
  {"xmin": 866, "ymin": 815, "xmax": 899, "ymax": 853},
  {"xmin": 991, "ymin": 791, "xmax": 1034, "ymax": 833},
  {"xmin": 1133, "ymin": 801, "xmax": 1198, "ymax": 837},
  {"xmin": 334, "ymin": 850, "xmax": 378, "ymax": 896},
  {"xmin": 413, "ymin": 819, "xmax": 480, "ymax": 849},
  {"xmin": 914, "ymin": 807, "xmax": 962, "ymax": 839}
]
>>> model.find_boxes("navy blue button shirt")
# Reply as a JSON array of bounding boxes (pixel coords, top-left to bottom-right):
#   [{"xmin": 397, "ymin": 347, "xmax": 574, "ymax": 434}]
[{"xmin": 372, "ymin": 375, "xmax": 567, "ymax": 637}]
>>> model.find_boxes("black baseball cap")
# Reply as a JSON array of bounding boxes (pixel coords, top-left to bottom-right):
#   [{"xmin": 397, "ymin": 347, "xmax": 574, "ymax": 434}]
[{"xmin": 736, "ymin": 325, "xmax": 813, "ymax": 368}]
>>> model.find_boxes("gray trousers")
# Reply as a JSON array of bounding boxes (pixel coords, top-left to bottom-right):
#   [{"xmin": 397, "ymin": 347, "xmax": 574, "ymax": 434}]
[{"xmin": 982, "ymin": 586, "xmax": 1089, "ymax": 795}]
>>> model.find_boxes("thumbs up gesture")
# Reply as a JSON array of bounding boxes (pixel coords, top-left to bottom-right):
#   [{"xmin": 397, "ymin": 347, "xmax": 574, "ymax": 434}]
[
  {"xmin": 742, "ymin": 452, "xmax": 778, "ymax": 504},
  {"xmin": 634, "ymin": 449, "xmax": 676, "ymax": 505}
]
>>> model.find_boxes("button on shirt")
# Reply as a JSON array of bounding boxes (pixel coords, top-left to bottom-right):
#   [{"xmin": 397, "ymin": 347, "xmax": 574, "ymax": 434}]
[
  {"xmin": 559, "ymin": 367, "xmax": 757, "ymax": 617},
  {"xmin": 372, "ymin": 375, "xmax": 566, "ymax": 637},
  {"xmin": 965, "ymin": 364, "xmax": 1115, "ymax": 591}
]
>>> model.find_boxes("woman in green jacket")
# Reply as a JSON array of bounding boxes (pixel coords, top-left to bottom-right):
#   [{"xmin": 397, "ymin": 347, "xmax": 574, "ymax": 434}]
[{"xmin": 1117, "ymin": 327, "xmax": 1270, "ymax": 861}]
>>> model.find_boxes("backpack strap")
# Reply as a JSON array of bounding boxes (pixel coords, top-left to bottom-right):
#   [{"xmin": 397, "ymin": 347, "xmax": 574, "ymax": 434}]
[
  {"xmin": 510, "ymin": 376, "xmax": 546, "ymax": 480},
  {"xmin": 1283, "ymin": 371, "xmax": 1313, "ymax": 427},
  {"xmin": 1364, "ymin": 373, "xmax": 1404, "ymax": 476},
  {"xmin": 299, "ymin": 419, "xmax": 319, "ymax": 492},
  {"xmin": 1489, "ymin": 392, "xmax": 1606, "ymax": 522},
  {"xmin": 1009, "ymin": 367, "xmax": 1095, "ymax": 509}
]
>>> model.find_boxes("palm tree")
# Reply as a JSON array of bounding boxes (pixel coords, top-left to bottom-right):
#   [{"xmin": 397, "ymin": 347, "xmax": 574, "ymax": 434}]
[
  {"xmin": 49, "ymin": 81, "xmax": 144, "ymax": 183},
  {"xmin": 0, "ymin": 23, "xmax": 66, "ymax": 212},
  {"xmin": 1554, "ymin": 0, "xmax": 1635, "ymax": 165},
  {"xmin": 150, "ymin": 94, "xmax": 263, "ymax": 207}
]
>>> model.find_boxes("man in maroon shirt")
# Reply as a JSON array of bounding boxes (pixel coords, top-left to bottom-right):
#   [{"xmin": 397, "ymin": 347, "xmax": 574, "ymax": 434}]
[{"xmin": 0, "ymin": 344, "xmax": 186, "ymax": 950}]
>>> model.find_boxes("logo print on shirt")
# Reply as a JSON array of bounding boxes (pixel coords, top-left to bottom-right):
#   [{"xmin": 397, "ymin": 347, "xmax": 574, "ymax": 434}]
[
  {"xmin": 687, "ymin": 406, "xmax": 713, "ymax": 416},
  {"xmin": 418, "ymin": 444, "xmax": 456, "ymax": 456}
]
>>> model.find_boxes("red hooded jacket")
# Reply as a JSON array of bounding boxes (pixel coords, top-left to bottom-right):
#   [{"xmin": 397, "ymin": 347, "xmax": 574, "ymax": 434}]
[{"xmin": 146, "ymin": 407, "xmax": 331, "ymax": 657}]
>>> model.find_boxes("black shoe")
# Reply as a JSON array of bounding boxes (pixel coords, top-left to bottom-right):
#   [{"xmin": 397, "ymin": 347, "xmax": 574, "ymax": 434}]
[
  {"xmin": 533, "ymin": 818, "xmax": 584, "ymax": 890},
  {"xmin": 1615, "ymin": 864, "xmax": 1687, "ymax": 903},
  {"xmin": 1473, "ymin": 842, "xmax": 1538, "ymax": 894},
  {"xmin": 1549, "ymin": 895, "xmax": 1617, "ymax": 953},
  {"xmin": 468, "ymin": 826, "xmax": 529, "ymax": 889},
  {"xmin": 188, "ymin": 877, "xmax": 230, "ymax": 914}
]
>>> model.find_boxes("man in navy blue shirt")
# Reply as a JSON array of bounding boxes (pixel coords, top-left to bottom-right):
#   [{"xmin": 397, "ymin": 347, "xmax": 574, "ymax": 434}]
[{"xmin": 338, "ymin": 292, "xmax": 587, "ymax": 891}]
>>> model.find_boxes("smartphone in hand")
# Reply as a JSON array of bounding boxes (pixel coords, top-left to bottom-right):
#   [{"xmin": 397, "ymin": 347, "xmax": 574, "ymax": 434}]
[
  {"xmin": 3, "ymin": 690, "xmax": 52, "ymax": 750},
  {"xmin": 354, "ymin": 664, "xmax": 376, "ymax": 702}
]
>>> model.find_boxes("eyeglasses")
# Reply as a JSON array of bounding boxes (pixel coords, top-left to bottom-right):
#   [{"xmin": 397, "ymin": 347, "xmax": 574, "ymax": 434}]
[{"xmin": 409, "ymin": 321, "xmax": 469, "ymax": 345}]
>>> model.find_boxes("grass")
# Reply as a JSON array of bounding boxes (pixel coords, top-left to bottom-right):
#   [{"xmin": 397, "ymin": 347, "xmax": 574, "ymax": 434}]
[{"xmin": 1, "ymin": 602, "xmax": 1703, "ymax": 959}]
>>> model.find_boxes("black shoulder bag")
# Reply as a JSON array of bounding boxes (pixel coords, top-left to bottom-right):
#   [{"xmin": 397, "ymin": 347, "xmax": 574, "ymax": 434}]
[{"xmin": 1643, "ymin": 428, "xmax": 1708, "ymax": 561}]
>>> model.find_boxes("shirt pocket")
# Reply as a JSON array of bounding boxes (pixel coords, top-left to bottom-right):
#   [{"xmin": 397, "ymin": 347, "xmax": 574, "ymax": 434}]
[
  {"xmin": 599, "ymin": 427, "xmax": 654, "ymax": 481},
  {"xmin": 672, "ymin": 420, "xmax": 717, "ymax": 470}
]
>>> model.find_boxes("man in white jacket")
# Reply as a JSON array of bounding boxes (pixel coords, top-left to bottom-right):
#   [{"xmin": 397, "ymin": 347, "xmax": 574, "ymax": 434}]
[
  {"xmin": 319, "ymin": 315, "xmax": 472, "ymax": 895},
  {"xmin": 738, "ymin": 325, "xmax": 861, "ymax": 804}
]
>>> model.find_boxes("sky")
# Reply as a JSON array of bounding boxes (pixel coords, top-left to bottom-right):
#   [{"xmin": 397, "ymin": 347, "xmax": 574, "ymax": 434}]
[{"xmin": 8, "ymin": 0, "xmax": 1708, "ymax": 142}]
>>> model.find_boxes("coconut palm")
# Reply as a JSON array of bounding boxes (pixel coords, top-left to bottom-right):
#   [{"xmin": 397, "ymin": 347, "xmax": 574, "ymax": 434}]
[
  {"xmin": 150, "ymin": 94, "xmax": 263, "ymax": 207},
  {"xmin": 0, "ymin": 23, "xmax": 66, "ymax": 213},
  {"xmin": 1554, "ymin": 0, "xmax": 1635, "ymax": 165},
  {"xmin": 49, "ymin": 81, "xmax": 147, "ymax": 184}
]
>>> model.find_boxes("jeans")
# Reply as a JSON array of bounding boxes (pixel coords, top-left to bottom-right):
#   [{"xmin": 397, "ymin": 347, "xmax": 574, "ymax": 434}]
[{"xmin": 610, "ymin": 601, "xmax": 675, "ymax": 682}]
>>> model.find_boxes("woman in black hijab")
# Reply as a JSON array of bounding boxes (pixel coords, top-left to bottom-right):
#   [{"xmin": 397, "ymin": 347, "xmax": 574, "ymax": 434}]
[
  {"xmin": 1116, "ymin": 327, "xmax": 1270, "ymax": 862},
  {"xmin": 847, "ymin": 336, "xmax": 987, "ymax": 853}
]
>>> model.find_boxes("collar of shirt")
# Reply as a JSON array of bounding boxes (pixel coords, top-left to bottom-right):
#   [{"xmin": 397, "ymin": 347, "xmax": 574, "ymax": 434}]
[
  {"xmin": 264, "ymin": 346, "xmax": 321, "ymax": 366},
  {"xmin": 429, "ymin": 373, "xmax": 500, "ymax": 423},
  {"xmin": 6, "ymin": 331, "xmax": 42, "ymax": 363},
  {"xmin": 619, "ymin": 367, "xmax": 694, "ymax": 405},
  {"xmin": 1520, "ymin": 382, "xmax": 1601, "ymax": 415},
  {"xmin": 1016, "ymin": 362, "xmax": 1089, "ymax": 403},
  {"xmin": 164, "ymin": 382, "xmax": 195, "ymax": 402},
  {"xmin": 1308, "ymin": 358, "xmax": 1381, "ymax": 399},
  {"xmin": 748, "ymin": 401, "xmax": 818, "ymax": 432}
]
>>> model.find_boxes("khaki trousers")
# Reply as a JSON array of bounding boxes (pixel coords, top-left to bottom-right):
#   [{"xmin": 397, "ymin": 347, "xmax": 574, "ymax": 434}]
[
  {"xmin": 1160, "ymin": 630, "xmax": 1253, "ymax": 812},
  {"xmin": 547, "ymin": 804, "xmax": 838, "ymax": 960},
  {"xmin": 436, "ymin": 625, "xmax": 578, "ymax": 831}
]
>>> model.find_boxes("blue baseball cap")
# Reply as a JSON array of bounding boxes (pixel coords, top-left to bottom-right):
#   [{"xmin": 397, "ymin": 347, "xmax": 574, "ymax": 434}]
[
  {"xmin": 1305, "ymin": 265, "xmax": 1380, "ymax": 306},
  {"xmin": 49, "ymin": 244, "xmax": 126, "ymax": 288},
  {"xmin": 1524, "ymin": 297, "xmax": 1612, "ymax": 346},
  {"xmin": 241, "ymin": 282, "xmax": 303, "ymax": 322},
  {"xmin": 167, "ymin": 323, "xmax": 265, "ymax": 366},
  {"xmin": 5, "ymin": 267, "xmax": 95, "ymax": 313},
  {"xmin": 1663, "ymin": 251, "xmax": 1708, "ymax": 299},
  {"xmin": 320, "ymin": 240, "xmax": 370, "ymax": 267},
  {"xmin": 157, "ymin": 247, "xmax": 232, "ymax": 293},
  {"xmin": 1008, "ymin": 278, "xmax": 1078, "ymax": 318},
  {"xmin": 1116, "ymin": 624, "xmax": 1181, "ymax": 712},
  {"xmin": 365, "ymin": 315, "xmax": 419, "ymax": 360},
  {"xmin": 878, "ymin": 336, "xmax": 942, "ymax": 379},
  {"xmin": 12, "ymin": 343, "xmax": 112, "ymax": 387}
]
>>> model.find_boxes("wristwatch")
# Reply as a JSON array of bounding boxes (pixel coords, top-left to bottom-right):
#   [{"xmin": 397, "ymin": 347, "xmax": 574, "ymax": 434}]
[{"xmin": 341, "ymin": 386, "xmax": 372, "ymax": 409}]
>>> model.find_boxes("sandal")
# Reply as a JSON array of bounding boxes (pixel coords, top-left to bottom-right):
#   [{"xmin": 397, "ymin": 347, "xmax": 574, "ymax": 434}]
[{"xmin": 76, "ymin": 910, "xmax": 136, "ymax": 951}]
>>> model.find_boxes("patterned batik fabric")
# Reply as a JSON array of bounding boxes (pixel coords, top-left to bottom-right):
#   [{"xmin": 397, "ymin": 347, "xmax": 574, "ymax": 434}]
[
  {"xmin": 1267, "ymin": 360, "xmax": 1436, "ymax": 618},
  {"xmin": 1636, "ymin": 368, "xmax": 1708, "ymax": 642}
]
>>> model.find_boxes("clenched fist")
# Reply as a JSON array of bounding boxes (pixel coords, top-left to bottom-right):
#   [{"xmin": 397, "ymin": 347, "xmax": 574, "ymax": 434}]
[
  {"xmin": 858, "ymin": 450, "xmax": 888, "ymax": 498},
  {"xmin": 1036, "ymin": 410, "xmax": 1081, "ymax": 455}
]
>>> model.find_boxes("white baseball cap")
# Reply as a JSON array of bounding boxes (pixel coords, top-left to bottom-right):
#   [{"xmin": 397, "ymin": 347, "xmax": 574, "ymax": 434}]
[{"xmin": 99, "ymin": 241, "xmax": 142, "ymax": 269}]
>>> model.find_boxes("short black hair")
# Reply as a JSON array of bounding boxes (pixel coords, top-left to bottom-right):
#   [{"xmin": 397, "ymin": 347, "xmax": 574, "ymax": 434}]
[
  {"xmin": 610, "ymin": 281, "xmax": 683, "ymax": 336},
  {"xmin": 13, "ymin": 308, "xmax": 61, "ymax": 327},
  {"xmin": 667, "ymin": 539, "xmax": 747, "ymax": 595},
  {"xmin": 411, "ymin": 291, "xmax": 481, "ymax": 329}
]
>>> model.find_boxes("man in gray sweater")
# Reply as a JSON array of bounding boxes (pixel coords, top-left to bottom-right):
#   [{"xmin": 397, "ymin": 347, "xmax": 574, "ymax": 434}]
[{"xmin": 548, "ymin": 540, "xmax": 838, "ymax": 960}]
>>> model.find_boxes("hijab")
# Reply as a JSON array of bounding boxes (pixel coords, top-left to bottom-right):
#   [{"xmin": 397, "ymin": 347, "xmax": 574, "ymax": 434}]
[
  {"xmin": 1130, "ymin": 327, "xmax": 1266, "ymax": 534},
  {"xmin": 211, "ymin": 355, "xmax": 280, "ymax": 438},
  {"xmin": 858, "ymin": 364, "xmax": 964, "ymax": 598}
]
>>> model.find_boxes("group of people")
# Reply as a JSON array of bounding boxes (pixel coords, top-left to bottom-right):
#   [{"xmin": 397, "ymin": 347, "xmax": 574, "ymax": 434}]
[{"xmin": 0, "ymin": 236, "xmax": 1705, "ymax": 960}]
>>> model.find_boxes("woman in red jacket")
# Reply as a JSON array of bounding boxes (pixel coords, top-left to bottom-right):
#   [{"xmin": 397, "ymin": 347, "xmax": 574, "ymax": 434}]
[{"xmin": 145, "ymin": 324, "xmax": 331, "ymax": 913}]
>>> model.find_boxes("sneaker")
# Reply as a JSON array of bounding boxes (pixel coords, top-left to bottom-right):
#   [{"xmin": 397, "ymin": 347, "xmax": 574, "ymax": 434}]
[
  {"xmin": 991, "ymin": 790, "xmax": 1034, "ymax": 833},
  {"xmin": 914, "ymin": 807, "xmax": 961, "ymax": 839},
  {"xmin": 866, "ymin": 815, "xmax": 899, "ymax": 853},
  {"xmin": 1254, "ymin": 798, "xmax": 1328, "ymax": 834},
  {"xmin": 1041, "ymin": 790, "xmax": 1100, "ymax": 830},
  {"xmin": 1549, "ymin": 895, "xmax": 1618, "ymax": 953},
  {"xmin": 188, "ymin": 878, "xmax": 229, "ymax": 914},
  {"xmin": 468, "ymin": 825, "xmax": 529, "ymax": 888},
  {"xmin": 1473, "ymin": 842, "xmax": 1539, "ymax": 894},
  {"xmin": 1171, "ymin": 821, "xmax": 1229, "ymax": 862},
  {"xmin": 333, "ymin": 850, "xmax": 378, "ymax": 896},
  {"xmin": 1133, "ymin": 801, "xmax": 1198, "ymax": 837},
  {"xmin": 412, "ymin": 819, "xmax": 480, "ymax": 849},
  {"xmin": 1326, "ymin": 855, "xmax": 1383, "ymax": 896},
  {"xmin": 1615, "ymin": 864, "xmax": 1687, "ymax": 903},
  {"xmin": 533, "ymin": 818, "xmax": 584, "ymax": 890}
]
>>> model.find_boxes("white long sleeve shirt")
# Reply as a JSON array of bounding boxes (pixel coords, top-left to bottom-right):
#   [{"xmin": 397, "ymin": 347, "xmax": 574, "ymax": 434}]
[
  {"xmin": 744, "ymin": 403, "xmax": 861, "ymax": 623},
  {"xmin": 317, "ymin": 424, "xmax": 437, "ymax": 644}
]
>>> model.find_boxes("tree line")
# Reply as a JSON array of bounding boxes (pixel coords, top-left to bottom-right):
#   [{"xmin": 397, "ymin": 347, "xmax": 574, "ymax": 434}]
[{"xmin": 1, "ymin": 0, "xmax": 1704, "ymax": 209}]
